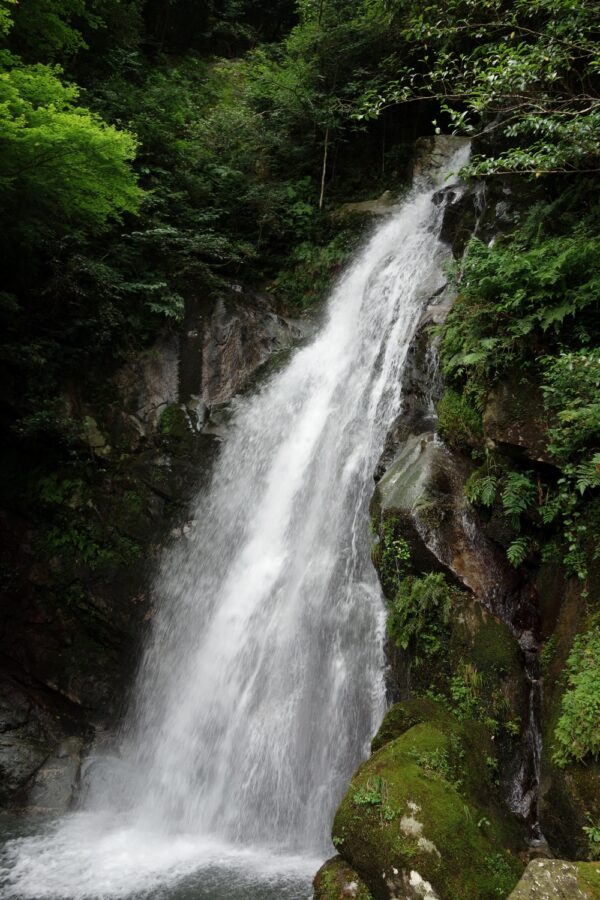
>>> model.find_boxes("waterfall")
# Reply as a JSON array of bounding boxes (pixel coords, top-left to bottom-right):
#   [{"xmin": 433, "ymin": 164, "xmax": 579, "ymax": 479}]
[{"xmin": 0, "ymin": 140, "xmax": 470, "ymax": 900}]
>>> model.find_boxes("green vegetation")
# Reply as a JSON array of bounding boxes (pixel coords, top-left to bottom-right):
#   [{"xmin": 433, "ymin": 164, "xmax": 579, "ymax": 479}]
[
  {"xmin": 354, "ymin": 0, "xmax": 600, "ymax": 177},
  {"xmin": 554, "ymin": 625, "xmax": 600, "ymax": 767},
  {"xmin": 333, "ymin": 711, "xmax": 524, "ymax": 899},
  {"xmin": 437, "ymin": 388, "xmax": 482, "ymax": 448},
  {"xmin": 441, "ymin": 198, "xmax": 600, "ymax": 582},
  {"xmin": 388, "ymin": 572, "xmax": 455, "ymax": 660}
]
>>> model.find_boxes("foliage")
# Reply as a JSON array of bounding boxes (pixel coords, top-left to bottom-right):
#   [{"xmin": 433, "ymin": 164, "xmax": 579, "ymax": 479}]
[
  {"xmin": 32, "ymin": 473, "xmax": 142, "ymax": 572},
  {"xmin": 373, "ymin": 516, "xmax": 411, "ymax": 598},
  {"xmin": 583, "ymin": 817, "xmax": 600, "ymax": 861},
  {"xmin": 443, "ymin": 195, "xmax": 600, "ymax": 583},
  {"xmin": 437, "ymin": 388, "xmax": 482, "ymax": 447},
  {"xmin": 542, "ymin": 349, "xmax": 600, "ymax": 465},
  {"xmin": 465, "ymin": 470, "xmax": 498, "ymax": 508},
  {"xmin": 0, "ymin": 63, "xmax": 140, "ymax": 246},
  {"xmin": 442, "ymin": 218, "xmax": 600, "ymax": 396},
  {"xmin": 554, "ymin": 626, "xmax": 600, "ymax": 767},
  {"xmin": 354, "ymin": 0, "xmax": 600, "ymax": 175},
  {"xmin": 388, "ymin": 572, "xmax": 457, "ymax": 660}
]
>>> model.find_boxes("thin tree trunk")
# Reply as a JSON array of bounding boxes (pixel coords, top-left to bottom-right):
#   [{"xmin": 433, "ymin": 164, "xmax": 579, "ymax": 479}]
[{"xmin": 319, "ymin": 127, "xmax": 330, "ymax": 211}]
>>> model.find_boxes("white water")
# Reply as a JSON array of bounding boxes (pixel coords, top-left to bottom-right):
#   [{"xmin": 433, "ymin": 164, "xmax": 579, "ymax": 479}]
[{"xmin": 0, "ymin": 141, "xmax": 469, "ymax": 900}]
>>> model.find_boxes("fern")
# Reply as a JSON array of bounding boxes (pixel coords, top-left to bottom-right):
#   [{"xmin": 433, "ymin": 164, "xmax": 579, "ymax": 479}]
[
  {"xmin": 466, "ymin": 472, "xmax": 498, "ymax": 508},
  {"xmin": 501, "ymin": 472, "xmax": 536, "ymax": 528},
  {"xmin": 507, "ymin": 537, "xmax": 530, "ymax": 567}
]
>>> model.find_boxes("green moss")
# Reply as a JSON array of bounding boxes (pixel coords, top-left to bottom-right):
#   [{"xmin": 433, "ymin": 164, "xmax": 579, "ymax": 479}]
[
  {"xmin": 314, "ymin": 857, "xmax": 374, "ymax": 900},
  {"xmin": 437, "ymin": 389, "xmax": 483, "ymax": 449},
  {"xmin": 158, "ymin": 404, "xmax": 189, "ymax": 439},
  {"xmin": 577, "ymin": 861, "xmax": 600, "ymax": 896},
  {"xmin": 333, "ymin": 708, "xmax": 524, "ymax": 899},
  {"xmin": 371, "ymin": 698, "xmax": 441, "ymax": 753}
]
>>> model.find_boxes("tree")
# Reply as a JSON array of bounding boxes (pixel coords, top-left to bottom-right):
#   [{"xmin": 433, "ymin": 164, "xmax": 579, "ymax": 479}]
[
  {"xmin": 354, "ymin": 0, "xmax": 600, "ymax": 175},
  {"xmin": 0, "ymin": 63, "xmax": 140, "ymax": 251}
]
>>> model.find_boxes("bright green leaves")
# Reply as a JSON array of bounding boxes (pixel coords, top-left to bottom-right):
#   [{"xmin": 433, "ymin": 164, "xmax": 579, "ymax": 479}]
[
  {"xmin": 0, "ymin": 0, "xmax": 15, "ymax": 37},
  {"xmin": 0, "ymin": 63, "xmax": 140, "ymax": 244}
]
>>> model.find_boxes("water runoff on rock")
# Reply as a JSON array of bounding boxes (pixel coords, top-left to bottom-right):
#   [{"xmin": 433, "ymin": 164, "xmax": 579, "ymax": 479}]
[{"xmin": 0, "ymin": 139, "xmax": 470, "ymax": 900}]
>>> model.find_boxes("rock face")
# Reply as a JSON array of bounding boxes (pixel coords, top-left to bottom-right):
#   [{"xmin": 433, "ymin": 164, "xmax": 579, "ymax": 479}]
[
  {"xmin": 483, "ymin": 378, "xmax": 553, "ymax": 465},
  {"xmin": 200, "ymin": 290, "xmax": 306, "ymax": 406},
  {"xmin": 334, "ymin": 191, "xmax": 397, "ymax": 219},
  {"xmin": 0, "ymin": 284, "xmax": 305, "ymax": 810}
]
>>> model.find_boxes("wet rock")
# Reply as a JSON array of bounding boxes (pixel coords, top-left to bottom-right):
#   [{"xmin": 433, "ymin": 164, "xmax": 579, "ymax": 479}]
[
  {"xmin": 508, "ymin": 859, "xmax": 600, "ymax": 899},
  {"xmin": 483, "ymin": 377, "xmax": 553, "ymax": 465},
  {"xmin": 412, "ymin": 136, "xmax": 470, "ymax": 183},
  {"xmin": 24, "ymin": 736, "xmax": 83, "ymax": 815},
  {"xmin": 333, "ymin": 191, "xmax": 396, "ymax": 219},
  {"xmin": 201, "ymin": 291, "xmax": 305, "ymax": 407},
  {"xmin": 434, "ymin": 185, "xmax": 479, "ymax": 255},
  {"xmin": 535, "ymin": 563, "xmax": 600, "ymax": 857},
  {"xmin": 112, "ymin": 333, "xmax": 180, "ymax": 440},
  {"xmin": 0, "ymin": 683, "xmax": 51, "ymax": 804}
]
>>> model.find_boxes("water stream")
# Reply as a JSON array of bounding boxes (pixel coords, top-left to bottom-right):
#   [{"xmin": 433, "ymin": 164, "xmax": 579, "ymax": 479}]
[{"xmin": 0, "ymin": 140, "xmax": 470, "ymax": 900}]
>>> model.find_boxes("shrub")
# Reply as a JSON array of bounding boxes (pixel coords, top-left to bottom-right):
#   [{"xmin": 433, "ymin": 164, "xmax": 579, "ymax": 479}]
[{"xmin": 437, "ymin": 389, "xmax": 482, "ymax": 448}]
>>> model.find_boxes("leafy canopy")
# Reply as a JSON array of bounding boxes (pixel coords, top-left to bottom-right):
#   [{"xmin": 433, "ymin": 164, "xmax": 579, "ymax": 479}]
[
  {"xmin": 0, "ymin": 63, "xmax": 140, "ymax": 245},
  {"xmin": 354, "ymin": 0, "xmax": 600, "ymax": 174}
]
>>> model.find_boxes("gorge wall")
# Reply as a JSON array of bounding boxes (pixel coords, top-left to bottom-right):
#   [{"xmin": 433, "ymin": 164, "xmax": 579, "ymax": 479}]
[{"xmin": 0, "ymin": 286, "xmax": 305, "ymax": 815}]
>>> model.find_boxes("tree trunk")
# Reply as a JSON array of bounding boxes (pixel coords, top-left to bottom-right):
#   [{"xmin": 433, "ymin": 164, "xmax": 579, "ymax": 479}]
[{"xmin": 319, "ymin": 127, "xmax": 330, "ymax": 211}]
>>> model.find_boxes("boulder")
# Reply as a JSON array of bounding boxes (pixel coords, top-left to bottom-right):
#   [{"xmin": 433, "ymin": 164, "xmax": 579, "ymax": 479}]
[
  {"xmin": 24, "ymin": 736, "xmax": 83, "ymax": 815},
  {"xmin": 314, "ymin": 857, "xmax": 374, "ymax": 900},
  {"xmin": 332, "ymin": 701, "xmax": 524, "ymax": 900},
  {"xmin": 509, "ymin": 859, "xmax": 600, "ymax": 899}
]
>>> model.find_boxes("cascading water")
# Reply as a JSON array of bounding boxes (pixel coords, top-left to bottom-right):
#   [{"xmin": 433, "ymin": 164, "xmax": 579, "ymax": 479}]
[{"xmin": 0, "ymin": 140, "xmax": 470, "ymax": 900}]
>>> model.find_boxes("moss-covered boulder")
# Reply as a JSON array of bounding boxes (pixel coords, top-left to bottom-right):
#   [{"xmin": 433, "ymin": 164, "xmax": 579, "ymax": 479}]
[
  {"xmin": 333, "ymin": 700, "xmax": 524, "ymax": 900},
  {"xmin": 314, "ymin": 857, "xmax": 374, "ymax": 900},
  {"xmin": 509, "ymin": 859, "xmax": 600, "ymax": 899}
]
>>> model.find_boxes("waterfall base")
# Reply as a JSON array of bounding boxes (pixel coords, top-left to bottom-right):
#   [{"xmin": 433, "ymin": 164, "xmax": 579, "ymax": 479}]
[{"xmin": 0, "ymin": 814, "xmax": 317, "ymax": 900}]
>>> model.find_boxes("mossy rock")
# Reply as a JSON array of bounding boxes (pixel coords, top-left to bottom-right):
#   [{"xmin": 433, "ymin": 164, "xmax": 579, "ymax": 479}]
[
  {"xmin": 371, "ymin": 698, "xmax": 441, "ymax": 753},
  {"xmin": 333, "ymin": 702, "xmax": 524, "ymax": 900},
  {"xmin": 158, "ymin": 403, "xmax": 190, "ymax": 439},
  {"xmin": 509, "ymin": 859, "xmax": 600, "ymax": 899},
  {"xmin": 313, "ymin": 857, "xmax": 374, "ymax": 900}
]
